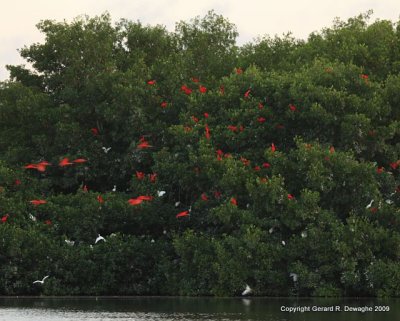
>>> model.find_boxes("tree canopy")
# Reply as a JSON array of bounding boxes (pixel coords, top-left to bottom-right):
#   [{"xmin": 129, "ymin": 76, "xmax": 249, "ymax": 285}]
[{"xmin": 0, "ymin": 10, "xmax": 399, "ymax": 297}]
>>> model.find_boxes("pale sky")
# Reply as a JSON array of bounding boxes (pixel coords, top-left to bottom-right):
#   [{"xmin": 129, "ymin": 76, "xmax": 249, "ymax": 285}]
[{"xmin": 1, "ymin": 0, "xmax": 399, "ymax": 80}]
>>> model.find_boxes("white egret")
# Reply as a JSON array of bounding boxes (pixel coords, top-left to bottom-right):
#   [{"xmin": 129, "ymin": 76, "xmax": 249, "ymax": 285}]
[
  {"xmin": 102, "ymin": 147, "xmax": 111, "ymax": 153},
  {"xmin": 95, "ymin": 234, "xmax": 106, "ymax": 244},
  {"xmin": 33, "ymin": 275, "xmax": 49, "ymax": 284},
  {"xmin": 65, "ymin": 240, "xmax": 75, "ymax": 246},
  {"xmin": 282, "ymin": 240, "xmax": 286, "ymax": 246},
  {"xmin": 289, "ymin": 273, "xmax": 298, "ymax": 282},
  {"xmin": 366, "ymin": 200, "xmax": 374, "ymax": 209},
  {"xmin": 242, "ymin": 284, "xmax": 252, "ymax": 296},
  {"xmin": 112, "ymin": 185, "xmax": 117, "ymax": 192},
  {"xmin": 157, "ymin": 191, "xmax": 166, "ymax": 197}
]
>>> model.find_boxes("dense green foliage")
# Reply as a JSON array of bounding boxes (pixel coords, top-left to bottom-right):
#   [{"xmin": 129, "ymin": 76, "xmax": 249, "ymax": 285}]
[{"xmin": 0, "ymin": 11, "xmax": 399, "ymax": 297}]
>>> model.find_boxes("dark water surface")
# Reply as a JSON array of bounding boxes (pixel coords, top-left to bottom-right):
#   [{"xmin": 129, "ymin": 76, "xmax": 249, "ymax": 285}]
[{"xmin": 0, "ymin": 297, "xmax": 398, "ymax": 320}]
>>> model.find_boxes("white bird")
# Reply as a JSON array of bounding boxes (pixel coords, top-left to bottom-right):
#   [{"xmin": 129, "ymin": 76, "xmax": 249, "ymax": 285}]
[
  {"xmin": 268, "ymin": 227, "xmax": 274, "ymax": 234},
  {"xmin": 301, "ymin": 231, "xmax": 307, "ymax": 238},
  {"xmin": 112, "ymin": 185, "xmax": 117, "ymax": 192},
  {"xmin": 242, "ymin": 284, "xmax": 252, "ymax": 296},
  {"xmin": 65, "ymin": 239, "xmax": 75, "ymax": 246},
  {"xmin": 95, "ymin": 234, "xmax": 106, "ymax": 244},
  {"xmin": 33, "ymin": 275, "xmax": 49, "ymax": 284},
  {"xmin": 102, "ymin": 147, "xmax": 111, "ymax": 153},
  {"xmin": 157, "ymin": 191, "xmax": 166, "ymax": 197},
  {"xmin": 366, "ymin": 199, "xmax": 374, "ymax": 209},
  {"xmin": 175, "ymin": 201, "xmax": 180, "ymax": 207},
  {"xmin": 282, "ymin": 240, "xmax": 286, "ymax": 246},
  {"xmin": 29, "ymin": 214, "xmax": 37, "ymax": 222},
  {"xmin": 289, "ymin": 273, "xmax": 298, "ymax": 282},
  {"xmin": 385, "ymin": 199, "xmax": 393, "ymax": 205}
]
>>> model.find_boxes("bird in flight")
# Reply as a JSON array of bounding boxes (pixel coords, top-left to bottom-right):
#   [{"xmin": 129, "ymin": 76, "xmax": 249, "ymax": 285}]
[
  {"xmin": 30, "ymin": 200, "xmax": 47, "ymax": 206},
  {"xmin": 102, "ymin": 147, "xmax": 111, "ymax": 153},
  {"xmin": 33, "ymin": 275, "xmax": 49, "ymax": 285},
  {"xmin": 242, "ymin": 284, "xmax": 252, "ymax": 296},
  {"xmin": 59, "ymin": 158, "xmax": 73, "ymax": 167}
]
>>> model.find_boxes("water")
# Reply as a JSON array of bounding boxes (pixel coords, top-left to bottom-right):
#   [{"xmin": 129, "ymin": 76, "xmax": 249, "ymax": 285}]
[{"xmin": 0, "ymin": 297, "xmax": 398, "ymax": 321}]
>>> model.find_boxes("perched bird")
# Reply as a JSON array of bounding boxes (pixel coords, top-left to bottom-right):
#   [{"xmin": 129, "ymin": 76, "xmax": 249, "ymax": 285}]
[
  {"xmin": 147, "ymin": 80, "xmax": 156, "ymax": 85},
  {"xmin": 65, "ymin": 240, "xmax": 75, "ymax": 246},
  {"xmin": 282, "ymin": 241, "xmax": 286, "ymax": 246},
  {"xmin": 242, "ymin": 284, "xmax": 252, "ymax": 296},
  {"xmin": 1, "ymin": 214, "xmax": 9, "ymax": 223},
  {"xmin": 230, "ymin": 197, "xmax": 238, "ymax": 206},
  {"xmin": 112, "ymin": 185, "xmax": 117, "ymax": 192},
  {"xmin": 33, "ymin": 275, "xmax": 49, "ymax": 285},
  {"xmin": 175, "ymin": 201, "xmax": 181, "ymax": 207},
  {"xmin": 95, "ymin": 234, "xmax": 106, "ymax": 244},
  {"xmin": 102, "ymin": 147, "xmax": 111, "ymax": 154},
  {"xmin": 366, "ymin": 200, "xmax": 374, "ymax": 209},
  {"xmin": 157, "ymin": 191, "xmax": 166, "ymax": 197},
  {"xmin": 289, "ymin": 273, "xmax": 298, "ymax": 282},
  {"xmin": 72, "ymin": 158, "xmax": 87, "ymax": 164},
  {"xmin": 301, "ymin": 231, "xmax": 308, "ymax": 238}
]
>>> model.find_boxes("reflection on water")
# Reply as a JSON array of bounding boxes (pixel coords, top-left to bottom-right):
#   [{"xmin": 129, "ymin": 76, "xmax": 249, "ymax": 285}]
[{"xmin": 0, "ymin": 297, "xmax": 399, "ymax": 321}]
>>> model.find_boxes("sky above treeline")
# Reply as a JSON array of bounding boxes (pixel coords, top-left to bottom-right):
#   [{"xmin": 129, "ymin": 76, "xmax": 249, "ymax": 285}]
[{"xmin": 1, "ymin": 0, "xmax": 399, "ymax": 80}]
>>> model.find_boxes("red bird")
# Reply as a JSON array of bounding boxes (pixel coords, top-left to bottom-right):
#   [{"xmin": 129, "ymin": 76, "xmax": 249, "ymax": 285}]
[
  {"xmin": 191, "ymin": 77, "xmax": 199, "ymax": 83},
  {"xmin": 289, "ymin": 104, "xmax": 296, "ymax": 112},
  {"xmin": 44, "ymin": 220, "xmax": 52, "ymax": 225},
  {"xmin": 149, "ymin": 173, "xmax": 157, "ymax": 183},
  {"xmin": 191, "ymin": 116, "xmax": 199, "ymax": 123},
  {"xmin": 236, "ymin": 67, "xmax": 243, "ymax": 74},
  {"xmin": 73, "ymin": 158, "xmax": 87, "ymax": 164},
  {"xmin": 199, "ymin": 85, "xmax": 207, "ymax": 93},
  {"xmin": 160, "ymin": 101, "xmax": 168, "ymax": 108},
  {"xmin": 377, "ymin": 167, "xmax": 384, "ymax": 174},
  {"xmin": 25, "ymin": 161, "xmax": 51, "ymax": 172},
  {"xmin": 136, "ymin": 171, "xmax": 145, "ymax": 180},
  {"xmin": 287, "ymin": 194, "xmax": 294, "ymax": 200},
  {"xmin": 91, "ymin": 128, "xmax": 99, "ymax": 135},
  {"xmin": 30, "ymin": 200, "xmax": 47, "ymax": 206},
  {"xmin": 262, "ymin": 162, "xmax": 271, "ymax": 168},
  {"xmin": 230, "ymin": 197, "xmax": 237, "ymax": 206},
  {"xmin": 137, "ymin": 137, "xmax": 152, "ymax": 149},
  {"xmin": 181, "ymin": 85, "xmax": 192, "ymax": 95},
  {"xmin": 258, "ymin": 103, "xmax": 264, "ymax": 110},
  {"xmin": 97, "ymin": 195, "xmax": 104, "ymax": 204},
  {"xmin": 147, "ymin": 80, "xmax": 156, "ymax": 85},
  {"xmin": 257, "ymin": 117, "xmax": 266, "ymax": 123},
  {"xmin": 176, "ymin": 210, "xmax": 190, "ymax": 218},
  {"xmin": 59, "ymin": 158, "xmax": 73, "ymax": 167},
  {"xmin": 1, "ymin": 214, "xmax": 9, "ymax": 223},
  {"xmin": 240, "ymin": 157, "xmax": 250, "ymax": 166},
  {"xmin": 244, "ymin": 89, "xmax": 251, "ymax": 98},
  {"xmin": 271, "ymin": 143, "xmax": 276, "ymax": 153},
  {"xmin": 15, "ymin": 179, "xmax": 22, "ymax": 186},
  {"xmin": 205, "ymin": 124, "xmax": 210, "ymax": 140},
  {"xmin": 204, "ymin": 112, "xmax": 209, "ymax": 118},
  {"xmin": 137, "ymin": 195, "xmax": 153, "ymax": 201},
  {"xmin": 389, "ymin": 162, "xmax": 399, "ymax": 170},
  {"xmin": 228, "ymin": 125, "xmax": 238, "ymax": 132},
  {"xmin": 254, "ymin": 166, "xmax": 261, "ymax": 171},
  {"xmin": 128, "ymin": 198, "xmax": 143, "ymax": 206},
  {"xmin": 201, "ymin": 193, "xmax": 208, "ymax": 201},
  {"xmin": 214, "ymin": 191, "xmax": 222, "ymax": 199}
]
